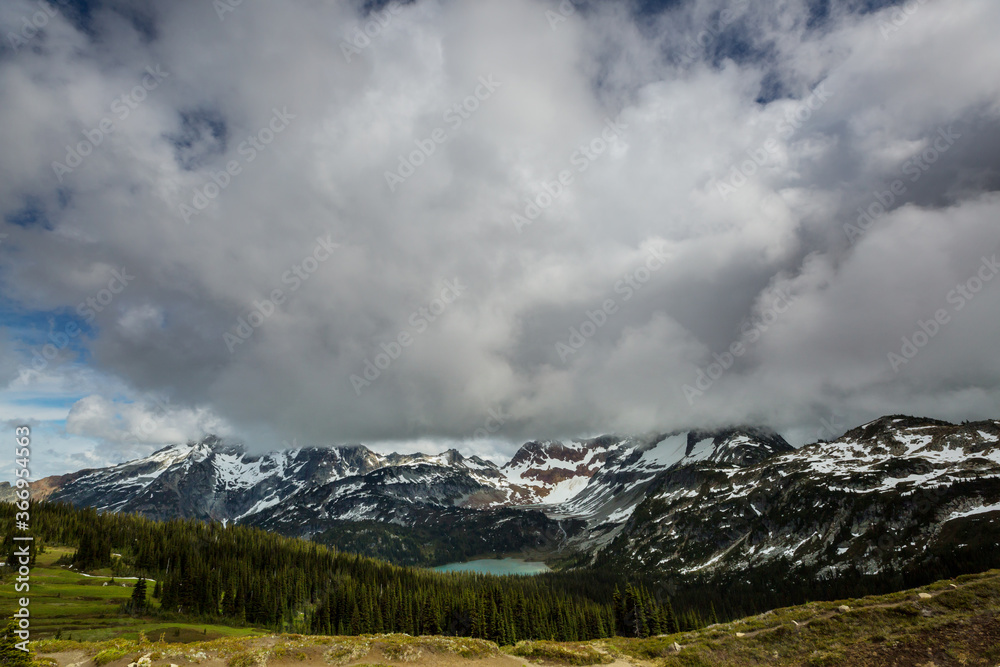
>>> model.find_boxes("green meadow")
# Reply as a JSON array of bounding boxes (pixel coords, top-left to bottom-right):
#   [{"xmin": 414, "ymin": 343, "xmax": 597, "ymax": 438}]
[{"xmin": 0, "ymin": 546, "xmax": 260, "ymax": 642}]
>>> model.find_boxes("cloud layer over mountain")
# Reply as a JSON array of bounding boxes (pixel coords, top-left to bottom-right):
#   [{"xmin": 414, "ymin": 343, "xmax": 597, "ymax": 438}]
[{"xmin": 2, "ymin": 0, "xmax": 999, "ymax": 471}]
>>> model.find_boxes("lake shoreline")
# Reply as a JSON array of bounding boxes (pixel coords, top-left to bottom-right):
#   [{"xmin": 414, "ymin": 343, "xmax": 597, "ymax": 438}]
[{"xmin": 431, "ymin": 557, "xmax": 551, "ymax": 576}]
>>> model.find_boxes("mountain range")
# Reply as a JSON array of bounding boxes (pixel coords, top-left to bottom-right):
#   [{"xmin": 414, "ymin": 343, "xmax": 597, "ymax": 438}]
[{"xmin": 8, "ymin": 415, "xmax": 1000, "ymax": 582}]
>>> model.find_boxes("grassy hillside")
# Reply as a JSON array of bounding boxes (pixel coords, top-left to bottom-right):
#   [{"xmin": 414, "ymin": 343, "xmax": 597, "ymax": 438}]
[
  {"xmin": 618, "ymin": 567, "xmax": 1000, "ymax": 665},
  {"xmin": 22, "ymin": 567, "xmax": 1000, "ymax": 666}
]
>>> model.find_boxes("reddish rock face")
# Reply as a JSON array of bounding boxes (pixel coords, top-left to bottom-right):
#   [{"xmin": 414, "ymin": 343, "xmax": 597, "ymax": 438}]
[
  {"xmin": 29, "ymin": 471, "xmax": 88, "ymax": 501},
  {"xmin": 501, "ymin": 439, "xmax": 626, "ymax": 502},
  {"xmin": 508, "ymin": 442, "xmax": 588, "ymax": 467}
]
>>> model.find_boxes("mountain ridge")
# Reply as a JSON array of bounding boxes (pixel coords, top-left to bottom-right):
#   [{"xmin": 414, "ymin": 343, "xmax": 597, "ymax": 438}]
[
  {"xmin": 19, "ymin": 415, "xmax": 1000, "ymax": 580},
  {"xmin": 596, "ymin": 415, "xmax": 1000, "ymax": 580}
]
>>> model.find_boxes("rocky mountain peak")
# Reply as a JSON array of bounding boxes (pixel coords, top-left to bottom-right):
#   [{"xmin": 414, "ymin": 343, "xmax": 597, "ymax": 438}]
[
  {"xmin": 441, "ymin": 448, "xmax": 463, "ymax": 464},
  {"xmin": 835, "ymin": 415, "xmax": 1000, "ymax": 458},
  {"xmin": 848, "ymin": 415, "xmax": 952, "ymax": 439},
  {"xmin": 504, "ymin": 441, "xmax": 564, "ymax": 469},
  {"xmin": 499, "ymin": 437, "xmax": 630, "ymax": 504},
  {"xmin": 683, "ymin": 427, "xmax": 794, "ymax": 467}
]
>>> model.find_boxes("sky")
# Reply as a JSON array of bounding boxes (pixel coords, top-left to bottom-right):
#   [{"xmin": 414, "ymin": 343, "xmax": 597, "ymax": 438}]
[{"xmin": 2, "ymin": 0, "xmax": 1000, "ymax": 481}]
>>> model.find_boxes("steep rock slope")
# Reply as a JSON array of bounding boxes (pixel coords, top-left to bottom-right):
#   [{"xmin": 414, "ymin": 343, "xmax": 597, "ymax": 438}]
[
  {"xmin": 597, "ymin": 416, "xmax": 1000, "ymax": 579},
  {"xmin": 548, "ymin": 428, "xmax": 793, "ymax": 553},
  {"xmin": 500, "ymin": 436, "xmax": 634, "ymax": 504}
]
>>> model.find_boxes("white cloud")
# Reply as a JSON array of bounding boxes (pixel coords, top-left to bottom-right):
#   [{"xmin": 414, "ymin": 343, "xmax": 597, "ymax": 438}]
[
  {"xmin": 1, "ymin": 0, "xmax": 999, "ymax": 468},
  {"xmin": 65, "ymin": 393, "xmax": 233, "ymax": 449}
]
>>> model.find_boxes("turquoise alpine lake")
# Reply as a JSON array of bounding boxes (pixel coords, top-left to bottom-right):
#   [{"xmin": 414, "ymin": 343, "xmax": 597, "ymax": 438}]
[{"xmin": 431, "ymin": 558, "xmax": 551, "ymax": 575}]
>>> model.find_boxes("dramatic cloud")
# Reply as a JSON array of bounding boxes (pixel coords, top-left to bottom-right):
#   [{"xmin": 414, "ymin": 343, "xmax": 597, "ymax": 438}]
[{"xmin": 2, "ymin": 0, "xmax": 999, "ymax": 471}]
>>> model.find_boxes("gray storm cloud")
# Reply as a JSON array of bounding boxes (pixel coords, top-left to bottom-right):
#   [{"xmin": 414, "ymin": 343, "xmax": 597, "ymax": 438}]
[{"xmin": 1, "ymin": 0, "xmax": 999, "ymax": 460}]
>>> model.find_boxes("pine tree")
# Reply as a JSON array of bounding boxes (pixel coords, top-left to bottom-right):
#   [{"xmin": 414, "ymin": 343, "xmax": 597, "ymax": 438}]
[
  {"xmin": 663, "ymin": 599, "xmax": 678, "ymax": 634},
  {"xmin": 422, "ymin": 594, "xmax": 441, "ymax": 635},
  {"xmin": 0, "ymin": 619, "xmax": 32, "ymax": 666},
  {"xmin": 350, "ymin": 604, "xmax": 361, "ymax": 635},
  {"xmin": 612, "ymin": 585, "xmax": 623, "ymax": 634},
  {"xmin": 130, "ymin": 577, "xmax": 148, "ymax": 614}
]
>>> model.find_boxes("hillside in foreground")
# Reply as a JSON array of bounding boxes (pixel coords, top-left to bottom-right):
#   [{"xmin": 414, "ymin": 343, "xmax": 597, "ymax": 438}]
[{"xmin": 22, "ymin": 567, "xmax": 1000, "ymax": 666}]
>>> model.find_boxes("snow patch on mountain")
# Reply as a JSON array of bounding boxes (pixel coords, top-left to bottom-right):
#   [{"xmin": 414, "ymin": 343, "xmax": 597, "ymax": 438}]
[
  {"xmin": 602, "ymin": 416, "xmax": 1000, "ymax": 578},
  {"xmin": 948, "ymin": 501, "xmax": 1000, "ymax": 520},
  {"xmin": 499, "ymin": 438, "xmax": 629, "ymax": 505}
]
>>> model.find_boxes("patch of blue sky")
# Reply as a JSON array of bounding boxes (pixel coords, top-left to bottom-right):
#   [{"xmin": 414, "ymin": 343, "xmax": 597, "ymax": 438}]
[
  {"xmin": 1, "ymin": 298, "xmax": 94, "ymax": 360},
  {"xmin": 4, "ymin": 197, "xmax": 53, "ymax": 231},
  {"xmin": 5, "ymin": 394, "xmax": 84, "ymax": 409}
]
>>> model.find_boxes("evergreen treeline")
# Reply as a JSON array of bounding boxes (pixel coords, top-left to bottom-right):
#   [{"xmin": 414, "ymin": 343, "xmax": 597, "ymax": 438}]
[
  {"xmin": 0, "ymin": 502, "xmax": 691, "ymax": 643},
  {"xmin": 7, "ymin": 500, "xmax": 985, "ymax": 639}
]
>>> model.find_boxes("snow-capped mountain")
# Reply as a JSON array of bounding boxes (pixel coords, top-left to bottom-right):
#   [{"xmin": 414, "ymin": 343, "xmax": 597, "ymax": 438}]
[
  {"xmin": 548, "ymin": 428, "xmax": 794, "ymax": 553},
  {"xmin": 46, "ymin": 435, "xmax": 508, "ymax": 522},
  {"xmin": 44, "ymin": 432, "xmax": 641, "ymax": 521},
  {"xmin": 596, "ymin": 416, "xmax": 1000, "ymax": 580},
  {"xmin": 35, "ymin": 415, "xmax": 1000, "ymax": 579},
  {"xmin": 42, "ymin": 434, "xmax": 610, "ymax": 564},
  {"xmin": 499, "ymin": 436, "xmax": 633, "ymax": 504}
]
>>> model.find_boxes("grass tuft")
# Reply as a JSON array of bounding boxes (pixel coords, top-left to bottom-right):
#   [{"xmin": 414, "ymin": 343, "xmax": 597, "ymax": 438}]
[{"xmin": 506, "ymin": 639, "xmax": 614, "ymax": 665}]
